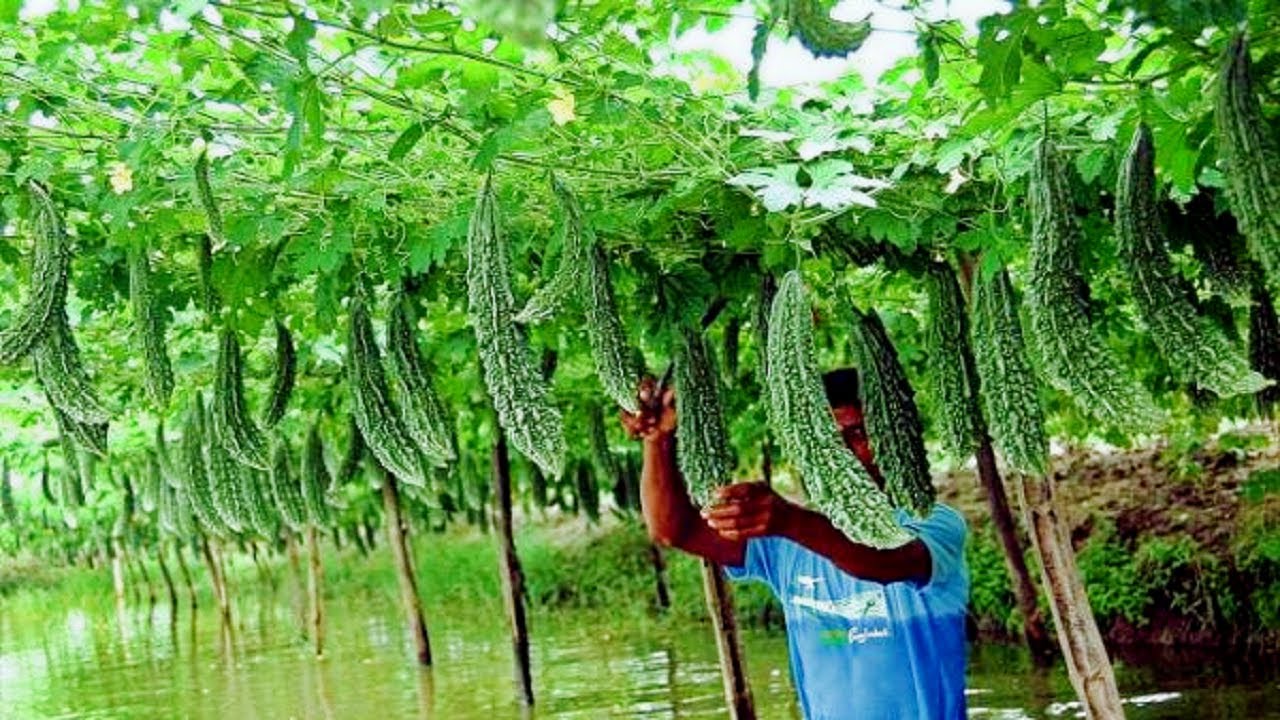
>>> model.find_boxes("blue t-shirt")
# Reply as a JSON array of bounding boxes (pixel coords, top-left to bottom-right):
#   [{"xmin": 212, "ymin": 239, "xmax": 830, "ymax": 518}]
[{"xmin": 725, "ymin": 504, "xmax": 969, "ymax": 720}]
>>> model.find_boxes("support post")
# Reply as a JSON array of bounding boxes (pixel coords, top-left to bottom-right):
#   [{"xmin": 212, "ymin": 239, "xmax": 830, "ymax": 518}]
[
  {"xmin": 492, "ymin": 434, "xmax": 534, "ymax": 708},
  {"xmin": 380, "ymin": 470, "xmax": 433, "ymax": 666}
]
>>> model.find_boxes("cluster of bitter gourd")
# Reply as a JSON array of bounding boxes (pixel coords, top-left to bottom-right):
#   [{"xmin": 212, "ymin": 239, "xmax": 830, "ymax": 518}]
[
  {"xmin": 467, "ymin": 174, "xmax": 566, "ymax": 479},
  {"xmin": 1216, "ymin": 34, "xmax": 1280, "ymax": 294},
  {"xmin": 261, "ymin": 320, "xmax": 296, "ymax": 428},
  {"xmin": 1116, "ymin": 123, "xmax": 1269, "ymax": 398},
  {"xmin": 128, "ymin": 243, "xmax": 175, "ymax": 410},
  {"xmin": 851, "ymin": 307, "xmax": 936, "ymax": 518},
  {"xmin": 1026, "ymin": 136, "xmax": 1163, "ymax": 432},
  {"xmin": 387, "ymin": 290, "xmax": 456, "ymax": 466},
  {"xmin": 513, "ymin": 175, "xmax": 641, "ymax": 413},
  {"xmin": 675, "ymin": 326, "xmax": 735, "ymax": 507},
  {"xmin": 767, "ymin": 271, "xmax": 912, "ymax": 548}
]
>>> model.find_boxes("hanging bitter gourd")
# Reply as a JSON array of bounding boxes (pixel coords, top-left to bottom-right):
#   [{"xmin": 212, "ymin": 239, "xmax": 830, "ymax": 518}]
[
  {"xmin": 851, "ymin": 307, "xmax": 936, "ymax": 517},
  {"xmin": 138, "ymin": 449, "xmax": 161, "ymax": 514},
  {"xmin": 786, "ymin": 0, "xmax": 871, "ymax": 57},
  {"xmin": 515, "ymin": 174, "xmax": 589, "ymax": 325},
  {"xmin": 34, "ymin": 310, "xmax": 112, "ymax": 426},
  {"xmin": 575, "ymin": 460, "xmax": 600, "ymax": 522},
  {"xmin": 208, "ymin": 419, "xmax": 251, "ymax": 534},
  {"xmin": 336, "ymin": 413, "xmax": 365, "ymax": 486},
  {"xmin": 239, "ymin": 468, "xmax": 279, "ymax": 539},
  {"xmin": 211, "ymin": 328, "xmax": 270, "ymax": 470},
  {"xmin": 585, "ymin": 242, "xmax": 643, "ymax": 414},
  {"xmin": 754, "ymin": 272, "xmax": 776, "ymax": 384},
  {"xmin": 1251, "ymin": 279, "xmax": 1280, "ymax": 417},
  {"xmin": 767, "ymin": 271, "xmax": 911, "ymax": 548},
  {"xmin": 922, "ymin": 262, "xmax": 982, "ymax": 459},
  {"xmin": 1216, "ymin": 34, "xmax": 1280, "ymax": 293},
  {"xmin": 0, "ymin": 182, "xmax": 71, "ymax": 364},
  {"xmin": 972, "ymin": 266, "xmax": 1050, "ymax": 476},
  {"xmin": 347, "ymin": 294, "xmax": 428, "ymax": 486},
  {"xmin": 1, "ymin": 460, "xmax": 15, "ymax": 525},
  {"xmin": 587, "ymin": 403, "xmax": 618, "ymax": 499},
  {"xmin": 466, "ymin": 174, "xmax": 565, "ymax": 479},
  {"xmin": 301, "ymin": 422, "xmax": 334, "ymax": 527},
  {"xmin": 182, "ymin": 393, "xmax": 228, "ymax": 536},
  {"xmin": 1117, "ymin": 123, "xmax": 1269, "ymax": 398},
  {"xmin": 1026, "ymin": 136, "xmax": 1163, "ymax": 431},
  {"xmin": 387, "ymin": 291, "xmax": 455, "ymax": 465},
  {"xmin": 40, "ymin": 452, "xmax": 55, "ymax": 505},
  {"xmin": 674, "ymin": 326, "xmax": 734, "ymax": 507},
  {"xmin": 261, "ymin": 320, "xmax": 296, "ymax": 428},
  {"xmin": 269, "ymin": 438, "xmax": 307, "ymax": 532},
  {"xmin": 128, "ymin": 243, "xmax": 174, "ymax": 409}
]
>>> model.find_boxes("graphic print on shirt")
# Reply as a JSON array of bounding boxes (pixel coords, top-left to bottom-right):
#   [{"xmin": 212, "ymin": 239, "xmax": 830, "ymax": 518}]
[{"xmin": 788, "ymin": 575, "xmax": 891, "ymax": 646}]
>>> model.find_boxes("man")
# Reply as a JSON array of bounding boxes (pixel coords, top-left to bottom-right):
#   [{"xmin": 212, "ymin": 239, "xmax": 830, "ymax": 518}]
[{"xmin": 622, "ymin": 368, "xmax": 969, "ymax": 720}]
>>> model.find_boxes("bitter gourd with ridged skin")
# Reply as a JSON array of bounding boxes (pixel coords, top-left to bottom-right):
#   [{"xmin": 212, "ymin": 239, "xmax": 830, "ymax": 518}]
[
  {"xmin": 128, "ymin": 243, "xmax": 174, "ymax": 409},
  {"xmin": 240, "ymin": 467, "xmax": 280, "ymax": 539},
  {"xmin": 923, "ymin": 262, "xmax": 982, "ymax": 459},
  {"xmin": 208, "ymin": 418, "xmax": 252, "ymax": 534},
  {"xmin": 1117, "ymin": 123, "xmax": 1269, "ymax": 398},
  {"xmin": 972, "ymin": 266, "xmax": 1050, "ymax": 476},
  {"xmin": 767, "ymin": 271, "xmax": 911, "ymax": 549},
  {"xmin": 347, "ymin": 294, "xmax": 428, "ymax": 486},
  {"xmin": 47, "ymin": 388, "xmax": 108, "ymax": 458},
  {"xmin": 336, "ymin": 413, "xmax": 364, "ymax": 486},
  {"xmin": 787, "ymin": 0, "xmax": 871, "ymax": 57},
  {"xmin": 0, "ymin": 182, "xmax": 71, "ymax": 364},
  {"xmin": 138, "ymin": 449, "xmax": 160, "ymax": 514},
  {"xmin": 35, "ymin": 310, "xmax": 112, "ymax": 426},
  {"xmin": 851, "ymin": 307, "xmax": 936, "ymax": 518},
  {"xmin": 585, "ymin": 242, "xmax": 642, "ymax": 414},
  {"xmin": 182, "ymin": 393, "xmax": 228, "ymax": 536},
  {"xmin": 269, "ymin": 438, "xmax": 308, "ymax": 532},
  {"xmin": 261, "ymin": 320, "xmax": 296, "ymax": 428},
  {"xmin": 1216, "ymin": 34, "xmax": 1280, "ymax": 293},
  {"xmin": 516, "ymin": 174, "xmax": 589, "ymax": 325},
  {"xmin": 466, "ymin": 174, "xmax": 565, "ymax": 479},
  {"xmin": 301, "ymin": 422, "xmax": 334, "ymax": 527},
  {"xmin": 675, "ymin": 326, "xmax": 734, "ymax": 507},
  {"xmin": 575, "ymin": 460, "xmax": 600, "ymax": 522},
  {"xmin": 211, "ymin": 328, "xmax": 270, "ymax": 470},
  {"xmin": 387, "ymin": 291, "xmax": 455, "ymax": 465},
  {"xmin": 1027, "ymin": 137, "xmax": 1163, "ymax": 432}
]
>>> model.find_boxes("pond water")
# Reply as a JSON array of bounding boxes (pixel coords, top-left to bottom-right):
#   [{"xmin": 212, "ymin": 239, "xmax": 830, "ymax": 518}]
[{"xmin": 1, "ymin": 585, "xmax": 1277, "ymax": 719}]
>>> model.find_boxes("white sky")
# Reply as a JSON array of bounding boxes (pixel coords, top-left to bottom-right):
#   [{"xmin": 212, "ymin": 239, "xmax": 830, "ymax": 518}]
[{"xmin": 674, "ymin": 0, "xmax": 1011, "ymax": 88}]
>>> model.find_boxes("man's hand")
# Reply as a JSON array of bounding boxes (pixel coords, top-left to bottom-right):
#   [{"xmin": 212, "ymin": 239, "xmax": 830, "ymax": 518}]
[
  {"xmin": 620, "ymin": 376, "xmax": 676, "ymax": 441},
  {"xmin": 701, "ymin": 482, "xmax": 798, "ymax": 541}
]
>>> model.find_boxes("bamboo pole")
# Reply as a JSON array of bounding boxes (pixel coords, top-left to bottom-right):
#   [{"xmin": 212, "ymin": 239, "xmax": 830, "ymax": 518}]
[
  {"xmin": 380, "ymin": 469, "xmax": 433, "ymax": 666},
  {"xmin": 492, "ymin": 434, "xmax": 533, "ymax": 708},
  {"xmin": 1017, "ymin": 474, "xmax": 1123, "ymax": 720},
  {"xmin": 700, "ymin": 560, "xmax": 756, "ymax": 719}
]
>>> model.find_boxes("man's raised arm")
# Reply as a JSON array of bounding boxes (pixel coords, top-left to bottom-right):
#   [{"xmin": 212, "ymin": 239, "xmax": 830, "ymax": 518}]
[{"xmin": 622, "ymin": 378, "xmax": 746, "ymax": 567}]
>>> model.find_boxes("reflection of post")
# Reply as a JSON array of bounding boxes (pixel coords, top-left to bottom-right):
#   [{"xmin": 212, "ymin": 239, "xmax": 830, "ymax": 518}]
[
  {"xmin": 111, "ymin": 536, "xmax": 128, "ymax": 619},
  {"xmin": 380, "ymin": 468, "xmax": 433, "ymax": 665},
  {"xmin": 306, "ymin": 524, "xmax": 325, "ymax": 657},
  {"xmin": 134, "ymin": 554, "xmax": 157, "ymax": 610},
  {"xmin": 1017, "ymin": 474, "xmax": 1123, "ymax": 720},
  {"xmin": 701, "ymin": 560, "xmax": 755, "ymax": 719},
  {"xmin": 156, "ymin": 544, "xmax": 179, "ymax": 619},
  {"xmin": 492, "ymin": 434, "xmax": 533, "ymax": 708},
  {"xmin": 286, "ymin": 532, "xmax": 306, "ymax": 631},
  {"xmin": 314, "ymin": 650, "xmax": 336, "ymax": 720},
  {"xmin": 200, "ymin": 536, "xmax": 232, "ymax": 626}
]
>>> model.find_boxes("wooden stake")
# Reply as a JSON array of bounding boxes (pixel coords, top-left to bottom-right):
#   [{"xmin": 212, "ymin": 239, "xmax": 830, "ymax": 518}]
[
  {"xmin": 380, "ymin": 469, "xmax": 433, "ymax": 666},
  {"xmin": 306, "ymin": 524, "xmax": 326, "ymax": 658},
  {"xmin": 492, "ymin": 434, "xmax": 533, "ymax": 707},
  {"xmin": 700, "ymin": 560, "xmax": 756, "ymax": 719}
]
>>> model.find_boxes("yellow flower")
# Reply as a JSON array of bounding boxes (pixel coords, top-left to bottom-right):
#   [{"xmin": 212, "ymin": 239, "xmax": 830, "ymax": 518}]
[
  {"xmin": 547, "ymin": 89, "xmax": 576, "ymax": 125},
  {"xmin": 108, "ymin": 162, "xmax": 133, "ymax": 195}
]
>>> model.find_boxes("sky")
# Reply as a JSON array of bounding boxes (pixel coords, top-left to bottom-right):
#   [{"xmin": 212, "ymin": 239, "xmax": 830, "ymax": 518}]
[{"xmin": 673, "ymin": 0, "xmax": 1011, "ymax": 88}]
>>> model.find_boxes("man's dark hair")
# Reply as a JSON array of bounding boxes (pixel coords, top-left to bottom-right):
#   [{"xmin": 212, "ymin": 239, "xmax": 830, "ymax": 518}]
[{"xmin": 822, "ymin": 367, "xmax": 861, "ymax": 409}]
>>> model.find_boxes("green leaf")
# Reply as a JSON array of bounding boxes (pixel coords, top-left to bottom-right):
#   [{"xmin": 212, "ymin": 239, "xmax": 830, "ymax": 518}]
[
  {"xmin": 921, "ymin": 34, "xmax": 940, "ymax": 88},
  {"xmin": 285, "ymin": 15, "xmax": 316, "ymax": 64},
  {"xmin": 388, "ymin": 120, "xmax": 433, "ymax": 161},
  {"xmin": 976, "ymin": 11, "xmax": 1030, "ymax": 104}
]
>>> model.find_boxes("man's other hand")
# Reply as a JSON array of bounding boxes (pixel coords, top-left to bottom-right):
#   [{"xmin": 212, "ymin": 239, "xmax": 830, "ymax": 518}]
[
  {"xmin": 620, "ymin": 376, "xmax": 676, "ymax": 441},
  {"xmin": 701, "ymin": 482, "xmax": 797, "ymax": 541}
]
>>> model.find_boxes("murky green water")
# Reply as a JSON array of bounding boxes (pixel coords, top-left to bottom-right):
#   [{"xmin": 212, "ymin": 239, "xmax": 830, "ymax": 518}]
[{"xmin": 2, "ymin": 585, "xmax": 1277, "ymax": 719}]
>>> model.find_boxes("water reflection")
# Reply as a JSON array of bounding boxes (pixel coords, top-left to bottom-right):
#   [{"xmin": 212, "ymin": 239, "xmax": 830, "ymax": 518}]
[{"xmin": 0, "ymin": 592, "xmax": 1278, "ymax": 719}]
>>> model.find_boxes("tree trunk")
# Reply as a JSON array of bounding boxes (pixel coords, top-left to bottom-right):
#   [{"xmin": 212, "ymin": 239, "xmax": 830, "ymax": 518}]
[
  {"xmin": 648, "ymin": 542, "xmax": 671, "ymax": 612},
  {"xmin": 492, "ymin": 434, "xmax": 534, "ymax": 708},
  {"xmin": 156, "ymin": 544, "xmax": 179, "ymax": 617},
  {"xmin": 1016, "ymin": 474, "xmax": 1123, "ymax": 720},
  {"xmin": 975, "ymin": 435, "xmax": 1055, "ymax": 662},
  {"xmin": 306, "ymin": 524, "xmax": 326, "ymax": 658},
  {"xmin": 700, "ymin": 560, "xmax": 756, "ymax": 720},
  {"xmin": 381, "ymin": 470, "xmax": 433, "ymax": 666},
  {"xmin": 174, "ymin": 541, "xmax": 198, "ymax": 611}
]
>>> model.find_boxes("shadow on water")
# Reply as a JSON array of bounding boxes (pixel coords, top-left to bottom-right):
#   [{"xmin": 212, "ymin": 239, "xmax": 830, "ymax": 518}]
[{"xmin": 0, "ymin": 588, "xmax": 1277, "ymax": 719}]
